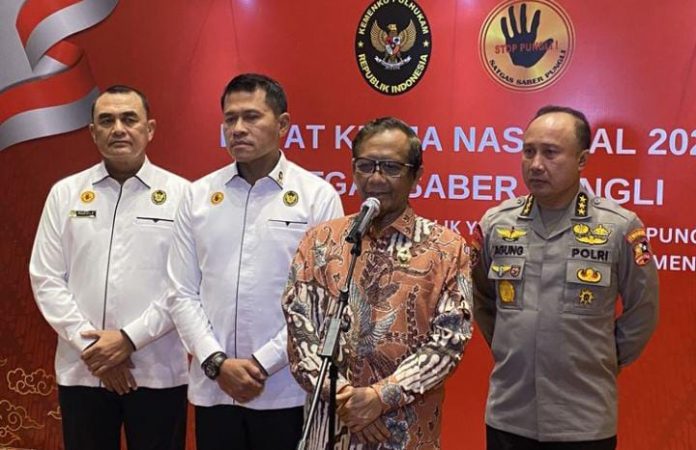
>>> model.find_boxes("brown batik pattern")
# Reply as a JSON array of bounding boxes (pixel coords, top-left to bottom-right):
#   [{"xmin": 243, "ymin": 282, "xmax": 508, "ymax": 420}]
[{"xmin": 283, "ymin": 207, "xmax": 473, "ymax": 450}]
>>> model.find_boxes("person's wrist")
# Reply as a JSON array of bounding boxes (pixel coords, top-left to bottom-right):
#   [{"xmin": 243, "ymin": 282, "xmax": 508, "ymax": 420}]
[
  {"xmin": 368, "ymin": 385, "xmax": 386, "ymax": 414},
  {"xmin": 119, "ymin": 329, "xmax": 136, "ymax": 352},
  {"xmin": 250, "ymin": 354, "xmax": 269, "ymax": 376},
  {"xmin": 201, "ymin": 351, "xmax": 227, "ymax": 380}
]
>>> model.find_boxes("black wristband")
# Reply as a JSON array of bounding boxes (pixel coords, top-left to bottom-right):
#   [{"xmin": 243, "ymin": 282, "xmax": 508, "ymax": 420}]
[{"xmin": 201, "ymin": 351, "xmax": 227, "ymax": 380}]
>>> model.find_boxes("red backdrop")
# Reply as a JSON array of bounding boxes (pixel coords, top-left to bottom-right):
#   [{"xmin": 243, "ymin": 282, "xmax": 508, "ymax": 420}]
[{"xmin": 1, "ymin": 1, "xmax": 695, "ymax": 448}]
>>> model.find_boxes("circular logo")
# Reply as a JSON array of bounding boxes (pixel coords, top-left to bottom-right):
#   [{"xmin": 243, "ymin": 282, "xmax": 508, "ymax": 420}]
[
  {"xmin": 355, "ymin": 0, "xmax": 432, "ymax": 95},
  {"xmin": 80, "ymin": 190, "xmax": 95, "ymax": 203},
  {"xmin": 283, "ymin": 190, "xmax": 299, "ymax": 207},
  {"xmin": 479, "ymin": 0, "xmax": 574, "ymax": 91},
  {"xmin": 210, "ymin": 192, "xmax": 224, "ymax": 205},
  {"xmin": 151, "ymin": 189, "xmax": 167, "ymax": 205}
]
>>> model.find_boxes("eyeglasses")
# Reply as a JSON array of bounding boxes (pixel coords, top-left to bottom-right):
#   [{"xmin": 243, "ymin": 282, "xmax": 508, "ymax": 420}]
[{"xmin": 352, "ymin": 157, "xmax": 414, "ymax": 178}]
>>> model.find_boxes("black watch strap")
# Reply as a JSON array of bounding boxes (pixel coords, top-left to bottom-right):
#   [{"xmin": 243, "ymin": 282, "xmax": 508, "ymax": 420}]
[{"xmin": 202, "ymin": 351, "xmax": 227, "ymax": 380}]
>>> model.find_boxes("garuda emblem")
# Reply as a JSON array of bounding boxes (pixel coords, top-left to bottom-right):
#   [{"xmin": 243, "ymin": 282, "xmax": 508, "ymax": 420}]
[{"xmin": 370, "ymin": 20, "xmax": 416, "ymax": 70}]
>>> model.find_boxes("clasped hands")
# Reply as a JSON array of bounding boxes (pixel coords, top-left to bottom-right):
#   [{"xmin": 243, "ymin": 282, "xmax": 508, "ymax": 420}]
[
  {"xmin": 80, "ymin": 329, "xmax": 136, "ymax": 395},
  {"xmin": 336, "ymin": 385, "xmax": 391, "ymax": 444},
  {"xmin": 216, "ymin": 358, "xmax": 268, "ymax": 403}
]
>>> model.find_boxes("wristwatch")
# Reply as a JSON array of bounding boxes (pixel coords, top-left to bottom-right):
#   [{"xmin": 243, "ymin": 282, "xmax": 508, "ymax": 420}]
[{"xmin": 201, "ymin": 351, "xmax": 227, "ymax": 380}]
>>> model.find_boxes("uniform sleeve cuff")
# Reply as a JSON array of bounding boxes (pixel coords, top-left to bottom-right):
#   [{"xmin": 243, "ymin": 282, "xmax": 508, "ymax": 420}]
[
  {"xmin": 71, "ymin": 324, "xmax": 100, "ymax": 351},
  {"xmin": 252, "ymin": 344, "xmax": 288, "ymax": 376},
  {"xmin": 195, "ymin": 337, "xmax": 225, "ymax": 366},
  {"xmin": 121, "ymin": 319, "xmax": 151, "ymax": 351}
]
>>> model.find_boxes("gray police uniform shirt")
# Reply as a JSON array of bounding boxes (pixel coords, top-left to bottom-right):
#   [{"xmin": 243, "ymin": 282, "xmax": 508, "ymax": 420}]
[{"xmin": 472, "ymin": 189, "xmax": 659, "ymax": 442}]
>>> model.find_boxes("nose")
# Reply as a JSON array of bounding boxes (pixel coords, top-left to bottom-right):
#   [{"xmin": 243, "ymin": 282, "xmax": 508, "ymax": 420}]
[
  {"xmin": 366, "ymin": 166, "xmax": 388, "ymax": 184},
  {"xmin": 112, "ymin": 119, "xmax": 126, "ymax": 134},
  {"xmin": 230, "ymin": 118, "xmax": 247, "ymax": 136},
  {"xmin": 529, "ymin": 153, "xmax": 545, "ymax": 173}
]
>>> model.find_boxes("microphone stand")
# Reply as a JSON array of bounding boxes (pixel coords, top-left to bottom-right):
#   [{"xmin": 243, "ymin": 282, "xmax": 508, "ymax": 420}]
[{"xmin": 297, "ymin": 237, "xmax": 363, "ymax": 450}]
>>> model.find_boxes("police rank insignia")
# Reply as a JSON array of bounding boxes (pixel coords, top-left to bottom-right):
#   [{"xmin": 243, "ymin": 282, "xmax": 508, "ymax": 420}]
[
  {"xmin": 355, "ymin": 0, "xmax": 432, "ymax": 95},
  {"xmin": 578, "ymin": 288, "xmax": 594, "ymax": 305},
  {"xmin": 151, "ymin": 190, "xmax": 167, "ymax": 205},
  {"xmin": 498, "ymin": 280, "xmax": 515, "ymax": 303},
  {"xmin": 283, "ymin": 191, "xmax": 299, "ymax": 207},
  {"xmin": 211, "ymin": 192, "xmax": 224, "ymax": 205},
  {"xmin": 572, "ymin": 223, "xmax": 611, "ymax": 245},
  {"xmin": 496, "ymin": 226, "xmax": 527, "ymax": 242},
  {"xmin": 80, "ymin": 190, "xmax": 95, "ymax": 203}
]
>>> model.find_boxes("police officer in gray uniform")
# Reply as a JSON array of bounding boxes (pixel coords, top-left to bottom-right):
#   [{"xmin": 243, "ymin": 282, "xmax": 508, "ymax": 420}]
[{"xmin": 473, "ymin": 105, "xmax": 659, "ymax": 450}]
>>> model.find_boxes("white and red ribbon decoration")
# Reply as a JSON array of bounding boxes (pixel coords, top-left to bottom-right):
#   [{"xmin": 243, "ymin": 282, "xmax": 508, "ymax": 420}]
[{"xmin": 0, "ymin": 0, "xmax": 118, "ymax": 151}]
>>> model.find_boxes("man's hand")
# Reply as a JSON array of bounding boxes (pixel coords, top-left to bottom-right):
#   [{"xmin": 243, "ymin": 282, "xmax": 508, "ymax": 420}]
[
  {"xmin": 81, "ymin": 329, "xmax": 134, "ymax": 376},
  {"xmin": 501, "ymin": 3, "xmax": 554, "ymax": 68},
  {"xmin": 336, "ymin": 386, "xmax": 383, "ymax": 432},
  {"xmin": 217, "ymin": 358, "xmax": 267, "ymax": 403},
  {"xmin": 99, "ymin": 358, "xmax": 137, "ymax": 395}
]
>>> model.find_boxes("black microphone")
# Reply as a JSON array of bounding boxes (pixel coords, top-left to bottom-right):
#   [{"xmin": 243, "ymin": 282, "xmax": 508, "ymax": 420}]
[{"xmin": 346, "ymin": 197, "xmax": 381, "ymax": 244}]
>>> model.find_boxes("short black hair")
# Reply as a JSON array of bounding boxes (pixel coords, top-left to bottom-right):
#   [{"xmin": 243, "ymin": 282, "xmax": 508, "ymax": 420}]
[
  {"xmin": 351, "ymin": 117, "xmax": 423, "ymax": 173},
  {"xmin": 220, "ymin": 73, "xmax": 287, "ymax": 116},
  {"xmin": 532, "ymin": 105, "xmax": 591, "ymax": 151},
  {"xmin": 91, "ymin": 85, "xmax": 150, "ymax": 121}
]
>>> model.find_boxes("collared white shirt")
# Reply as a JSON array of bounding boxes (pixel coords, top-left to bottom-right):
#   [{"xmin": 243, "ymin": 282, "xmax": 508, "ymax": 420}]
[
  {"xmin": 167, "ymin": 151, "xmax": 344, "ymax": 408},
  {"xmin": 29, "ymin": 158, "xmax": 190, "ymax": 388}
]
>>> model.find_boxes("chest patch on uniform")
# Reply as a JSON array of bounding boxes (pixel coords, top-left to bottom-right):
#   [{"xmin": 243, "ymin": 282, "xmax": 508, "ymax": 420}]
[
  {"xmin": 283, "ymin": 190, "xmax": 299, "ymax": 206},
  {"xmin": 577, "ymin": 267, "xmax": 602, "ymax": 283},
  {"xmin": 490, "ymin": 263, "xmax": 522, "ymax": 278},
  {"xmin": 151, "ymin": 189, "xmax": 167, "ymax": 205},
  {"xmin": 579, "ymin": 288, "xmax": 595, "ymax": 305},
  {"xmin": 493, "ymin": 244, "xmax": 525, "ymax": 256},
  {"xmin": 80, "ymin": 190, "xmax": 95, "ymax": 203},
  {"xmin": 495, "ymin": 226, "xmax": 527, "ymax": 242},
  {"xmin": 570, "ymin": 247, "xmax": 611, "ymax": 262},
  {"xmin": 69, "ymin": 210, "xmax": 96, "ymax": 218},
  {"xmin": 211, "ymin": 191, "xmax": 224, "ymax": 205},
  {"xmin": 572, "ymin": 223, "xmax": 611, "ymax": 245},
  {"xmin": 498, "ymin": 280, "xmax": 516, "ymax": 303}
]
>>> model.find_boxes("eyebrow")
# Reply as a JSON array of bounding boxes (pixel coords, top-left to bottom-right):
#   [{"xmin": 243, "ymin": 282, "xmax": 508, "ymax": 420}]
[{"xmin": 96, "ymin": 111, "xmax": 140, "ymax": 120}]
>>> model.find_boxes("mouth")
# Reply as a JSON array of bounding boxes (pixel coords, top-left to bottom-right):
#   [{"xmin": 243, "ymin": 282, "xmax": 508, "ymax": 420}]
[
  {"xmin": 230, "ymin": 141, "xmax": 252, "ymax": 149},
  {"xmin": 109, "ymin": 140, "xmax": 131, "ymax": 147},
  {"xmin": 365, "ymin": 192, "xmax": 390, "ymax": 199}
]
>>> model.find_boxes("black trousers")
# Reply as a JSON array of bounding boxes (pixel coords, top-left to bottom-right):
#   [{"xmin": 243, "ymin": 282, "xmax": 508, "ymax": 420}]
[
  {"xmin": 487, "ymin": 425, "xmax": 617, "ymax": 450},
  {"xmin": 58, "ymin": 384, "xmax": 187, "ymax": 450},
  {"xmin": 195, "ymin": 404, "xmax": 303, "ymax": 450}
]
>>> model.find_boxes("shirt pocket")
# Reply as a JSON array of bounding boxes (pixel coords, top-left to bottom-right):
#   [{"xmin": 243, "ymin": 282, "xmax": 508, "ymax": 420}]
[
  {"xmin": 131, "ymin": 217, "xmax": 175, "ymax": 269},
  {"xmin": 487, "ymin": 257, "xmax": 525, "ymax": 310},
  {"xmin": 267, "ymin": 218, "xmax": 309, "ymax": 236},
  {"xmin": 562, "ymin": 260, "xmax": 613, "ymax": 316},
  {"xmin": 134, "ymin": 216, "xmax": 175, "ymax": 229}
]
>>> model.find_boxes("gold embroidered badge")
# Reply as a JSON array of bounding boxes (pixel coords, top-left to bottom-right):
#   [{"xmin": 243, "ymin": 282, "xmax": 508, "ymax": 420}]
[
  {"xmin": 283, "ymin": 190, "xmax": 299, "ymax": 206},
  {"xmin": 80, "ymin": 191, "xmax": 95, "ymax": 203},
  {"xmin": 211, "ymin": 192, "xmax": 224, "ymax": 205},
  {"xmin": 151, "ymin": 190, "xmax": 167, "ymax": 205}
]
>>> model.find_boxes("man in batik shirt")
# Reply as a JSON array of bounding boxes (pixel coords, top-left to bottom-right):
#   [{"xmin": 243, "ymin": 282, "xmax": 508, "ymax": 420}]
[{"xmin": 283, "ymin": 117, "xmax": 473, "ymax": 450}]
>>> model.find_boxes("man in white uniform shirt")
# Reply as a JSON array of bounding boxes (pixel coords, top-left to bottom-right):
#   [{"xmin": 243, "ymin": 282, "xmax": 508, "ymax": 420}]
[
  {"xmin": 166, "ymin": 73, "xmax": 344, "ymax": 450},
  {"xmin": 29, "ymin": 85, "xmax": 189, "ymax": 450}
]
